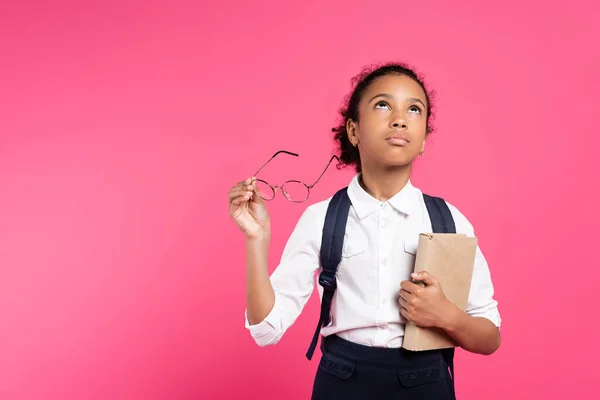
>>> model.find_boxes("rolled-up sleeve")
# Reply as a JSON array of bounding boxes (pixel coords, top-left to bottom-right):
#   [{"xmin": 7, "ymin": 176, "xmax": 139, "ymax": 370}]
[
  {"xmin": 244, "ymin": 203, "xmax": 324, "ymax": 346},
  {"xmin": 448, "ymin": 203, "xmax": 502, "ymax": 328}
]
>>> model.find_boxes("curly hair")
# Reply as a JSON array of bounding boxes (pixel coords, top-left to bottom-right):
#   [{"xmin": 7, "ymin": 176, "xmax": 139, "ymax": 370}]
[{"xmin": 332, "ymin": 62, "xmax": 436, "ymax": 172}]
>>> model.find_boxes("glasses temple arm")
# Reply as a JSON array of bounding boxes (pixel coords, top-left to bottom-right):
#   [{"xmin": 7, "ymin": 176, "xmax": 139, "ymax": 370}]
[
  {"xmin": 253, "ymin": 150, "xmax": 299, "ymax": 177},
  {"xmin": 307, "ymin": 155, "xmax": 340, "ymax": 188}
]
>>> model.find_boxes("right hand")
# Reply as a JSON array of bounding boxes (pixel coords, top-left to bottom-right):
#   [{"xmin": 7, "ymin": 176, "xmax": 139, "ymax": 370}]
[{"xmin": 228, "ymin": 177, "xmax": 271, "ymax": 239}]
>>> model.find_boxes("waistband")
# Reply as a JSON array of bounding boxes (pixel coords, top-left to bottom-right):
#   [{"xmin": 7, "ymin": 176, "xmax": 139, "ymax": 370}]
[{"xmin": 320, "ymin": 334, "xmax": 446, "ymax": 369}]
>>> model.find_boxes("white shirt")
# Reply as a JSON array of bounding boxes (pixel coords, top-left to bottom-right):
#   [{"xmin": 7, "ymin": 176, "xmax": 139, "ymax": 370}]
[{"xmin": 245, "ymin": 174, "xmax": 501, "ymax": 348}]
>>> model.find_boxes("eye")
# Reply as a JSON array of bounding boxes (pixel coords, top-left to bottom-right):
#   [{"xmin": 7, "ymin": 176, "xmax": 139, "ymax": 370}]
[
  {"xmin": 375, "ymin": 101, "xmax": 390, "ymax": 110},
  {"xmin": 408, "ymin": 105, "xmax": 422, "ymax": 114}
]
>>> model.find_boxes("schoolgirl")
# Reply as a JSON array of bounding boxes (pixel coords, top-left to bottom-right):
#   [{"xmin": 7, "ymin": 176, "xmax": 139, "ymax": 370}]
[{"xmin": 228, "ymin": 62, "xmax": 501, "ymax": 399}]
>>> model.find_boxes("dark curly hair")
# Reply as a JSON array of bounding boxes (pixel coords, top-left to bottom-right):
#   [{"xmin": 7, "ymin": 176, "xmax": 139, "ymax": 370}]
[{"xmin": 332, "ymin": 62, "xmax": 436, "ymax": 173}]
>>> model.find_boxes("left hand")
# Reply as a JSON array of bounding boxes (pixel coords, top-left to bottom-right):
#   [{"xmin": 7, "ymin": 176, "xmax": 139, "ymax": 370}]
[{"xmin": 399, "ymin": 271, "xmax": 458, "ymax": 329}]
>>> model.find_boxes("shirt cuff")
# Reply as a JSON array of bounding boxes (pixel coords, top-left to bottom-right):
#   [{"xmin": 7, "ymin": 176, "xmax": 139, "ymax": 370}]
[
  {"xmin": 244, "ymin": 297, "xmax": 282, "ymax": 339},
  {"xmin": 480, "ymin": 314, "xmax": 502, "ymax": 328},
  {"xmin": 467, "ymin": 308, "xmax": 502, "ymax": 328}
]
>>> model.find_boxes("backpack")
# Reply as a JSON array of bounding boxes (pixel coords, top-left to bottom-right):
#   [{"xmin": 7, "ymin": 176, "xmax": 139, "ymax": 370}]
[{"xmin": 305, "ymin": 186, "xmax": 457, "ymax": 383}]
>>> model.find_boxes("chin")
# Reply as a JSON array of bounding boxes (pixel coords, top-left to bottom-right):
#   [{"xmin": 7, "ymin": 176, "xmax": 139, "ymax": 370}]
[
  {"xmin": 381, "ymin": 153, "xmax": 418, "ymax": 167},
  {"xmin": 380, "ymin": 158, "xmax": 414, "ymax": 169}
]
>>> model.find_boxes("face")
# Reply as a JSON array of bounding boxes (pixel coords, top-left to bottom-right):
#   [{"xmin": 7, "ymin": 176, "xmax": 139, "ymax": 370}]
[{"xmin": 346, "ymin": 74, "xmax": 428, "ymax": 170}]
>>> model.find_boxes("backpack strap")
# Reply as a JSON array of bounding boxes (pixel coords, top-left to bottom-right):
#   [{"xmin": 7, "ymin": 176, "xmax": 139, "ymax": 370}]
[
  {"xmin": 423, "ymin": 194, "xmax": 456, "ymax": 234},
  {"xmin": 305, "ymin": 187, "xmax": 351, "ymax": 360},
  {"xmin": 422, "ymin": 193, "xmax": 457, "ymax": 382}
]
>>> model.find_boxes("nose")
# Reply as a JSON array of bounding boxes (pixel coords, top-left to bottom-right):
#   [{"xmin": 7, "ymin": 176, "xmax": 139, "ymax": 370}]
[{"xmin": 390, "ymin": 113, "xmax": 407, "ymax": 129}]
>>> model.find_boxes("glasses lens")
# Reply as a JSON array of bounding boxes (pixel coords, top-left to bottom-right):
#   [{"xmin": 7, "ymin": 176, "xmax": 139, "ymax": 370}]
[
  {"xmin": 253, "ymin": 179, "xmax": 275, "ymax": 200},
  {"xmin": 282, "ymin": 181, "xmax": 309, "ymax": 202}
]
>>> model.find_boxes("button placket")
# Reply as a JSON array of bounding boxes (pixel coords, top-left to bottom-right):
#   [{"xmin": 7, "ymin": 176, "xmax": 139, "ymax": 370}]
[{"xmin": 375, "ymin": 205, "xmax": 392, "ymax": 345}]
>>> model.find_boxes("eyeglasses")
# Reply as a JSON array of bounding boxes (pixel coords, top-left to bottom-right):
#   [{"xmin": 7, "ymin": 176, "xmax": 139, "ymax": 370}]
[{"xmin": 251, "ymin": 150, "xmax": 340, "ymax": 203}]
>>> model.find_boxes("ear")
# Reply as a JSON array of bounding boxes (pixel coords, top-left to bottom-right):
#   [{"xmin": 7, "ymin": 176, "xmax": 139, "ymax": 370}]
[{"xmin": 346, "ymin": 119, "xmax": 358, "ymax": 146}]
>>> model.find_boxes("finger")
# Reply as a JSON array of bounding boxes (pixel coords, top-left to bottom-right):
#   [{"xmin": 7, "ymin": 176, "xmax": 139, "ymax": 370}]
[
  {"xmin": 228, "ymin": 186, "xmax": 255, "ymax": 201},
  {"xmin": 228, "ymin": 186, "xmax": 246, "ymax": 197},
  {"xmin": 229, "ymin": 182, "xmax": 246, "ymax": 196},
  {"xmin": 249, "ymin": 178, "xmax": 267, "ymax": 204},
  {"xmin": 231, "ymin": 195, "xmax": 252, "ymax": 208},
  {"xmin": 229, "ymin": 192, "xmax": 254, "ymax": 208},
  {"xmin": 250, "ymin": 177, "xmax": 261, "ymax": 193},
  {"xmin": 399, "ymin": 295, "xmax": 409, "ymax": 309},
  {"xmin": 229, "ymin": 185, "xmax": 253, "ymax": 198},
  {"xmin": 400, "ymin": 308, "xmax": 411, "ymax": 321},
  {"xmin": 230, "ymin": 178, "xmax": 253, "ymax": 193},
  {"xmin": 399, "ymin": 289, "xmax": 411, "ymax": 302},
  {"xmin": 231, "ymin": 195, "xmax": 249, "ymax": 205},
  {"xmin": 400, "ymin": 289, "xmax": 418, "ymax": 307},
  {"xmin": 411, "ymin": 270, "xmax": 438, "ymax": 286},
  {"xmin": 400, "ymin": 280, "xmax": 423, "ymax": 295}
]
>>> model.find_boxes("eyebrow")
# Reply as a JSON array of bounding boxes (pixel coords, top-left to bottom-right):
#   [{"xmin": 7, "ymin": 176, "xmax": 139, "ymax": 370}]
[{"xmin": 368, "ymin": 93, "xmax": 426, "ymax": 108}]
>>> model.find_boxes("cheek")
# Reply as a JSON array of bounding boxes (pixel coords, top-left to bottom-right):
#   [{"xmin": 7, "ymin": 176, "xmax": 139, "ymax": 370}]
[
  {"xmin": 358, "ymin": 113, "xmax": 387, "ymax": 132},
  {"xmin": 410, "ymin": 114, "xmax": 428, "ymax": 131},
  {"xmin": 409, "ymin": 112, "xmax": 426, "ymax": 122},
  {"xmin": 356, "ymin": 118, "xmax": 374, "ymax": 137}
]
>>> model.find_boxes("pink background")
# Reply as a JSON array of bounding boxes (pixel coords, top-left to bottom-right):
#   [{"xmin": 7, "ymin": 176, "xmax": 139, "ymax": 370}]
[{"xmin": 1, "ymin": 0, "xmax": 599, "ymax": 399}]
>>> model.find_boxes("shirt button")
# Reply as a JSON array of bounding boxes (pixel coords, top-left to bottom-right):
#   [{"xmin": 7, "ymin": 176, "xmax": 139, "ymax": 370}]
[
  {"xmin": 381, "ymin": 298, "xmax": 388, "ymax": 304},
  {"xmin": 381, "ymin": 221, "xmax": 388, "ymax": 229},
  {"xmin": 381, "ymin": 203, "xmax": 387, "ymax": 210},
  {"xmin": 382, "ymin": 258, "xmax": 388, "ymax": 265}
]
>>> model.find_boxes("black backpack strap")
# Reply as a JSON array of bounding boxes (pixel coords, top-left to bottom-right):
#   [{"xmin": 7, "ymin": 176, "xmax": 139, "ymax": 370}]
[
  {"xmin": 423, "ymin": 194, "xmax": 456, "ymax": 234},
  {"xmin": 422, "ymin": 193, "xmax": 457, "ymax": 381},
  {"xmin": 305, "ymin": 187, "xmax": 351, "ymax": 360}
]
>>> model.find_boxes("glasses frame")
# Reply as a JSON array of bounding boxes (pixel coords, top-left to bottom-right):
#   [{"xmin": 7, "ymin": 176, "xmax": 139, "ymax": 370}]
[{"xmin": 251, "ymin": 150, "xmax": 340, "ymax": 203}]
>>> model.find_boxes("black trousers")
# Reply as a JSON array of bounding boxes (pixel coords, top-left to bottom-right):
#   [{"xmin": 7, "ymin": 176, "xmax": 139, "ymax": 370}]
[{"xmin": 311, "ymin": 335, "xmax": 456, "ymax": 400}]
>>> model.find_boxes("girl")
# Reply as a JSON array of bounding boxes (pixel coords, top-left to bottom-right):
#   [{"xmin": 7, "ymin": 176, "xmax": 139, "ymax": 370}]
[{"xmin": 228, "ymin": 62, "xmax": 501, "ymax": 399}]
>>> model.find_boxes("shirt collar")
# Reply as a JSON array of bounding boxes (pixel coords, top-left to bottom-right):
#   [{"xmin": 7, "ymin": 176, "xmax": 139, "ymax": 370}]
[{"xmin": 347, "ymin": 173, "xmax": 420, "ymax": 219}]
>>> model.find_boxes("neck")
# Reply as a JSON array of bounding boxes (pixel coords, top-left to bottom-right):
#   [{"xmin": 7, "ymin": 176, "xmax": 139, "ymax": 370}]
[{"xmin": 359, "ymin": 163, "xmax": 412, "ymax": 202}]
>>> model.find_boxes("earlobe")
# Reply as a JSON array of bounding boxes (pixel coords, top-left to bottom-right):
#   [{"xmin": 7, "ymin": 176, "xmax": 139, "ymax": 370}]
[{"xmin": 346, "ymin": 119, "xmax": 358, "ymax": 147}]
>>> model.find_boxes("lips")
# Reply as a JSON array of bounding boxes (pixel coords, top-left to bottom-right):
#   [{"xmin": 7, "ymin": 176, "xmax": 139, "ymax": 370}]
[{"xmin": 385, "ymin": 133, "xmax": 409, "ymax": 146}]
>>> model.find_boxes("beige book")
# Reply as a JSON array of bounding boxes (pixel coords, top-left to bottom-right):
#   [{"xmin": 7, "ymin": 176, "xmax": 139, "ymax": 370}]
[{"xmin": 402, "ymin": 233, "xmax": 478, "ymax": 351}]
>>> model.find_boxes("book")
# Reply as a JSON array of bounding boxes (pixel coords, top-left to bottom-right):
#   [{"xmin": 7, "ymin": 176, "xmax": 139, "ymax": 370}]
[{"xmin": 402, "ymin": 233, "xmax": 478, "ymax": 351}]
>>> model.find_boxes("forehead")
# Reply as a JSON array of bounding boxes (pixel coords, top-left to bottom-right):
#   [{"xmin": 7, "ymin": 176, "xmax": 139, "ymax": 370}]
[{"xmin": 362, "ymin": 74, "xmax": 427, "ymax": 103}]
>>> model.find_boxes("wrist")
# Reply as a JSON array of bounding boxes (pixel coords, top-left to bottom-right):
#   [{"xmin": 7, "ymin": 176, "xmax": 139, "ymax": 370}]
[
  {"xmin": 439, "ymin": 301, "xmax": 464, "ymax": 333},
  {"xmin": 247, "ymin": 230, "xmax": 271, "ymax": 243}
]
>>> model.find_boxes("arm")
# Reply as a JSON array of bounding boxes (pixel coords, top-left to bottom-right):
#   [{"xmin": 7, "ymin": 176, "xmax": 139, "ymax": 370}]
[
  {"xmin": 229, "ymin": 178, "xmax": 322, "ymax": 346},
  {"xmin": 244, "ymin": 205, "xmax": 323, "ymax": 346},
  {"xmin": 400, "ymin": 271, "xmax": 501, "ymax": 356},
  {"xmin": 399, "ymin": 203, "xmax": 502, "ymax": 355},
  {"xmin": 245, "ymin": 233, "xmax": 275, "ymax": 325},
  {"xmin": 440, "ymin": 203, "xmax": 502, "ymax": 354},
  {"xmin": 440, "ymin": 304, "xmax": 501, "ymax": 355}
]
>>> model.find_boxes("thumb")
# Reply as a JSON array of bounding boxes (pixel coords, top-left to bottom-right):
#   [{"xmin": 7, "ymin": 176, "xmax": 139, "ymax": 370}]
[
  {"xmin": 250, "ymin": 177, "xmax": 265, "ymax": 204},
  {"xmin": 411, "ymin": 270, "xmax": 438, "ymax": 286}
]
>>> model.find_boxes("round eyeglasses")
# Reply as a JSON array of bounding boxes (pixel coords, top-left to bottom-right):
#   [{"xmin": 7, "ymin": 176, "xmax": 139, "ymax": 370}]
[{"xmin": 250, "ymin": 151, "xmax": 339, "ymax": 203}]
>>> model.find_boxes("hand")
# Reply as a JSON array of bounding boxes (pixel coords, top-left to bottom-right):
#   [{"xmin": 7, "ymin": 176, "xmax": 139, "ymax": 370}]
[
  {"xmin": 228, "ymin": 177, "xmax": 271, "ymax": 239},
  {"xmin": 399, "ymin": 271, "xmax": 459, "ymax": 329}
]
